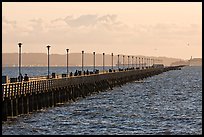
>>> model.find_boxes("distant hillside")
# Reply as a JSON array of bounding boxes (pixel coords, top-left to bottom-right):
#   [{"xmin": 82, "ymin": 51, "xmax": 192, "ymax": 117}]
[
  {"xmin": 2, "ymin": 53, "xmax": 187, "ymax": 67},
  {"xmin": 171, "ymin": 58, "xmax": 202, "ymax": 66}
]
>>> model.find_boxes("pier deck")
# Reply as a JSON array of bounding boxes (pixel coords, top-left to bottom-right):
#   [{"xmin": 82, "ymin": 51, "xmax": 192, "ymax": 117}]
[{"xmin": 2, "ymin": 65, "xmax": 184, "ymax": 122}]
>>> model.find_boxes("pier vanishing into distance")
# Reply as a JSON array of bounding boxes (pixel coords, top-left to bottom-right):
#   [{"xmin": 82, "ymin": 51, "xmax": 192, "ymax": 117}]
[
  {"xmin": 2, "ymin": 64, "xmax": 185, "ymax": 122},
  {"xmin": 2, "ymin": 43, "xmax": 187, "ymax": 122}
]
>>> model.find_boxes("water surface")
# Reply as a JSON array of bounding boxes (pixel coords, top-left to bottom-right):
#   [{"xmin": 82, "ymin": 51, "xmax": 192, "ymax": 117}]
[{"xmin": 2, "ymin": 66, "xmax": 202, "ymax": 135}]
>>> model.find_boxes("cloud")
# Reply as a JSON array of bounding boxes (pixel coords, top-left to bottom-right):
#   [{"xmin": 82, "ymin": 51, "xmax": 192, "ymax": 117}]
[
  {"xmin": 51, "ymin": 14, "xmax": 124, "ymax": 30},
  {"xmin": 2, "ymin": 14, "xmax": 201, "ymax": 54},
  {"xmin": 2, "ymin": 16, "xmax": 17, "ymax": 27},
  {"xmin": 64, "ymin": 14, "xmax": 98, "ymax": 27},
  {"xmin": 29, "ymin": 18, "xmax": 44, "ymax": 33}
]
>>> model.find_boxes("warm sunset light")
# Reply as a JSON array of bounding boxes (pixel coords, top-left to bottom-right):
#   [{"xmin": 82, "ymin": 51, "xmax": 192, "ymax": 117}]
[
  {"xmin": 2, "ymin": 2, "xmax": 202, "ymax": 135},
  {"xmin": 2, "ymin": 2, "xmax": 202, "ymax": 60}
]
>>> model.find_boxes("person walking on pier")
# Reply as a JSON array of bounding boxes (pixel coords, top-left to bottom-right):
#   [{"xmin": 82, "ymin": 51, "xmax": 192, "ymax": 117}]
[
  {"xmin": 24, "ymin": 74, "xmax": 29, "ymax": 81},
  {"xmin": 18, "ymin": 73, "xmax": 23, "ymax": 82}
]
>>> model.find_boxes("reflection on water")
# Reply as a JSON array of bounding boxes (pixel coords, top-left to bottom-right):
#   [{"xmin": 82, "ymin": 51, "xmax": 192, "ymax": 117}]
[{"xmin": 2, "ymin": 66, "xmax": 202, "ymax": 135}]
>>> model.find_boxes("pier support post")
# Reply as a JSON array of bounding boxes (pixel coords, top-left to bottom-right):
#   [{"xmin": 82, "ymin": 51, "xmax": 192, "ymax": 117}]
[
  {"xmin": 7, "ymin": 98, "xmax": 13, "ymax": 117},
  {"xmin": 23, "ymin": 95, "xmax": 29, "ymax": 114},
  {"xmin": 12, "ymin": 97, "xmax": 18, "ymax": 117},
  {"xmin": 28, "ymin": 93, "xmax": 33, "ymax": 113},
  {"xmin": 2, "ymin": 99, "xmax": 8, "ymax": 121},
  {"xmin": 33, "ymin": 92, "xmax": 38, "ymax": 111}
]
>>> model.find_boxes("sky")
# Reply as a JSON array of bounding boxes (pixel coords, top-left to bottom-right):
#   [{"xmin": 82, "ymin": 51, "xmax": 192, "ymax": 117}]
[{"xmin": 2, "ymin": 2, "xmax": 202, "ymax": 60}]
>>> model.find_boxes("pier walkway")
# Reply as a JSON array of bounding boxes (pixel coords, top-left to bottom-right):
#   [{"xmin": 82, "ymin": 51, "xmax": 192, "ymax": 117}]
[{"xmin": 2, "ymin": 65, "xmax": 184, "ymax": 122}]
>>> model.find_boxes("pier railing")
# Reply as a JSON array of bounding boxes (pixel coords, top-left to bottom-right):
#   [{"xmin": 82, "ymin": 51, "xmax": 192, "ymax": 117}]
[{"xmin": 2, "ymin": 65, "xmax": 185, "ymax": 122}]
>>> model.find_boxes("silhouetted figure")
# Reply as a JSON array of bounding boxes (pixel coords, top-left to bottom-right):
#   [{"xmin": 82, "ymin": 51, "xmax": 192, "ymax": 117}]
[
  {"xmin": 109, "ymin": 69, "xmax": 112, "ymax": 72},
  {"xmin": 86, "ymin": 69, "xmax": 89, "ymax": 75},
  {"xmin": 78, "ymin": 71, "xmax": 82, "ymax": 76},
  {"xmin": 95, "ymin": 69, "xmax": 99, "ymax": 74},
  {"xmin": 18, "ymin": 73, "xmax": 23, "ymax": 82},
  {"xmin": 74, "ymin": 70, "xmax": 78, "ymax": 76},
  {"xmin": 70, "ymin": 72, "xmax": 73, "ymax": 77},
  {"xmin": 24, "ymin": 74, "xmax": 29, "ymax": 81}
]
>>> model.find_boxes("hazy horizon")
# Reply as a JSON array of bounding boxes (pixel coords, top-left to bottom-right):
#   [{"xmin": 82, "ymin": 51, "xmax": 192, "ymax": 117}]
[
  {"xmin": 3, "ymin": 52, "xmax": 201, "ymax": 60},
  {"xmin": 2, "ymin": 2, "xmax": 202, "ymax": 60}
]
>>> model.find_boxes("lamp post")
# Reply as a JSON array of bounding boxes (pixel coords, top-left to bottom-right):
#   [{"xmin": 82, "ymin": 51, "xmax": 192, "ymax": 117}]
[
  {"xmin": 139, "ymin": 57, "xmax": 140, "ymax": 69},
  {"xmin": 18, "ymin": 42, "xmax": 22, "ymax": 81},
  {"xmin": 123, "ymin": 55, "xmax": 125, "ymax": 69},
  {"xmin": 111, "ymin": 53, "xmax": 113, "ymax": 70},
  {"xmin": 117, "ymin": 54, "xmax": 119, "ymax": 70},
  {"xmin": 47, "ymin": 45, "xmax": 51, "ymax": 78},
  {"xmin": 149, "ymin": 58, "xmax": 151, "ymax": 68},
  {"xmin": 66, "ymin": 49, "xmax": 69, "ymax": 76},
  {"xmin": 135, "ymin": 57, "xmax": 137, "ymax": 68},
  {"xmin": 103, "ymin": 53, "xmax": 105, "ymax": 73},
  {"xmin": 151, "ymin": 59, "xmax": 153, "ymax": 67},
  {"xmin": 149, "ymin": 58, "xmax": 151, "ymax": 67},
  {"xmin": 153, "ymin": 58, "xmax": 154, "ymax": 65},
  {"xmin": 142, "ymin": 57, "xmax": 143, "ymax": 69},
  {"xmin": 147, "ymin": 58, "xmax": 149, "ymax": 68},
  {"xmin": 82, "ymin": 50, "xmax": 84, "ymax": 73},
  {"xmin": 93, "ymin": 52, "xmax": 95, "ymax": 72},
  {"xmin": 127, "ymin": 56, "xmax": 130, "ymax": 69},
  {"xmin": 132, "ymin": 56, "xmax": 134, "ymax": 68},
  {"xmin": 144, "ymin": 58, "xmax": 146, "ymax": 68}
]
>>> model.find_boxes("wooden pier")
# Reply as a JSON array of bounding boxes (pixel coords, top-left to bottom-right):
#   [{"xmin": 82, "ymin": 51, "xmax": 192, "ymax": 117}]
[{"xmin": 2, "ymin": 65, "xmax": 184, "ymax": 122}]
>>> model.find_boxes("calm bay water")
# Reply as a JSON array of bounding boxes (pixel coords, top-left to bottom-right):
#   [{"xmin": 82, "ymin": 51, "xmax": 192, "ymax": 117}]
[{"xmin": 2, "ymin": 66, "xmax": 202, "ymax": 135}]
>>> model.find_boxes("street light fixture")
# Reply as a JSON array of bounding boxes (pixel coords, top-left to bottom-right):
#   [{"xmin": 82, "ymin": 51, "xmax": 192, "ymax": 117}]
[
  {"xmin": 111, "ymin": 53, "xmax": 113, "ymax": 70},
  {"xmin": 135, "ymin": 57, "xmax": 137, "ymax": 68},
  {"xmin": 18, "ymin": 42, "xmax": 22, "ymax": 82},
  {"xmin": 132, "ymin": 56, "xmax": 134, "ymax": 68},
  {"xmin": 123, "ymin": 55, "xmax": 125, "ymax": 69},
  {"xmin": 127, "ymin": 56, "xmax": 129, "ymax": 69},
  {"xmin": 144, "ymin": 58, "xmax": 146, "ymax": 68},
  {"xmin": 93, "ymin": 52, "xmax": 95, "ymax": 72},
  {"xmin": 147, "ymin": 58, "xmax": 149, "ymax": 68},
  {"xmin": 47, "ymin": 45, "xmax": 51, "ymax": 78},
  {"xmin": 103, "ymin": 53, "xmax": 105, "ymax": 73},
  {"xmin": 82, "ymin": 50, "xmax": 84, "ymax": 73},
  {"xmin": 117, "ymin": 54, "xmax": 120, "ymax": 70},
  {"xmin": 66, "ymin": 49, "xmax": 69, "ymax": 76}
]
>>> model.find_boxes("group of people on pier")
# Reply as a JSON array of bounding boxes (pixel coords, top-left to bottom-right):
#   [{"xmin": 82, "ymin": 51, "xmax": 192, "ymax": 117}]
[
  {"xmin": 16, "ymin": 66, "xmax": 146, "ymax": 83},
  {"xmin": 18, "ymin": 73, "xmax": 29, "ymax": 82},
  {"xmin": 70, "ymin": 69, "xmax": 100, "ymax": 77}
]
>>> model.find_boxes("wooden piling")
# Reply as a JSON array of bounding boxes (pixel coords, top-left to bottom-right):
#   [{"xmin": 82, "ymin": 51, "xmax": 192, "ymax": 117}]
[{"xmin": 2, "ymin": 65, "xmax": 185, "ymax": 122}]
